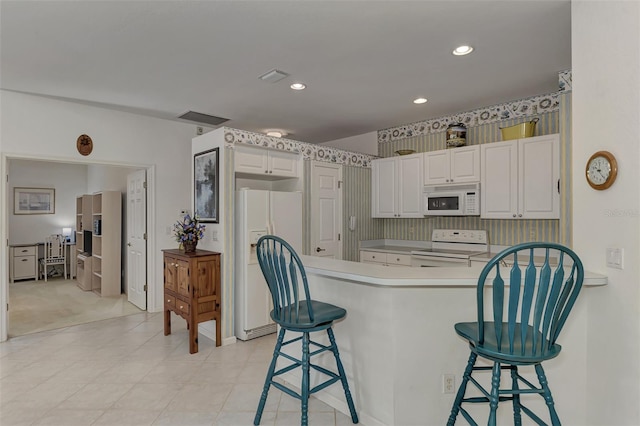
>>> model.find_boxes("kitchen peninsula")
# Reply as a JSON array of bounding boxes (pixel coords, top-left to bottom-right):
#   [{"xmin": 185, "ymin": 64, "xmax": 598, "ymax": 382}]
[{"xmin": 277, "ymin": 256, "xmax": 606, "ymax": 426}]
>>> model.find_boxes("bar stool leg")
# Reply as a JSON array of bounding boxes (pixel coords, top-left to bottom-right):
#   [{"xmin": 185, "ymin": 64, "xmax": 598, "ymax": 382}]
[
  {"xmin": 511, "ymin": 365, "xmax": 522, "ymax": 426},
  {"xmin": 327, "ymin": 327, "xmax": 359, "ymax": 423},
  {"xmin": 535, "ymin": 364, "xmax": 560, "ymax": 426},
  {"xmin": 254, "ymin": 328, "xmax": 286, "ymax": 426},
  {"xmin": 447, "ymin": 351, "xmax": 477, "ymax": 425},
  {"xmin": 488, "ymin": 362, "xmax": 502, "ymax": 426},
  {"xmin": 301, "ymin": 332, "xmax": 310, "ymax": 426}
]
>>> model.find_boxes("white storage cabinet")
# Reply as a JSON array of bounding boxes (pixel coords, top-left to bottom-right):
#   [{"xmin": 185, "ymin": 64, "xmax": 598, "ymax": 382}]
[
  {"xmin": 234, "ymin": 145, "xmax": 299, "ymax": 178},
  {"xmin": 481, "ymin": 134, "xmax": 560, "ymax": 219},
  {"xmin": 371, "ymin": 153, "xmax": 423, "ymax": 218},
  {"xmin": 360, "ymin": 250, "xmax": 412, "ymax": 267},
  {"xmin": 423, "ymin": 146, "xmax": 480, "ymax": 186},
  {"xmin": 9, "ymin": 245, "xmax": 38, "ymax": 282}
]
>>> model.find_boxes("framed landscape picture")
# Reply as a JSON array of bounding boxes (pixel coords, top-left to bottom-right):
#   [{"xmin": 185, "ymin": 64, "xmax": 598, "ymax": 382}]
[
  {"xmin": 14, "ymin": 187, "xmax": 55, "ymax": 215},
  {"xmin": 194, "ymin": 148, "xmax": 219, "ymax": 223}
]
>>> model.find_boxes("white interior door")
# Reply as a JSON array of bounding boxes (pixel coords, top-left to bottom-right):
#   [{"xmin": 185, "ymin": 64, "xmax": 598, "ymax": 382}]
[
  {"xmin": 127, "ymin": 169, "xmax": 147, "ymax": 310},
  {"xmin": 310, "ymin": 162, "xmax": 342, "ymax": 259}
]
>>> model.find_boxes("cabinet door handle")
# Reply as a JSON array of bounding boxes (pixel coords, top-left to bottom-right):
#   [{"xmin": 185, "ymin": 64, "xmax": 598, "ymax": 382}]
[
  {"xmin": 557, "ymin": 179, "xmax": 560, "ymax": 194},
  {"xmin": 518, "ymin": 214, "xmax": 523, "ymax": 218},
  {"xmin": 513, "ymin": 214, "xmax": 517, "ymax": 218},
  {"xmin": 21, "ymin": 258, "xmax": 28, "ymax": 262}
]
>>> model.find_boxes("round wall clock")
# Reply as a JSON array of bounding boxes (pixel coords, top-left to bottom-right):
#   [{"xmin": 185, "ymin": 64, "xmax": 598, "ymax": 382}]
[
  {"xmin": 76, "ymin": 134, "xmax": 93, "ymax": 156},
  {"xmin": 585, "ymin": 150, "xmax": 617, "ymax": 190}
]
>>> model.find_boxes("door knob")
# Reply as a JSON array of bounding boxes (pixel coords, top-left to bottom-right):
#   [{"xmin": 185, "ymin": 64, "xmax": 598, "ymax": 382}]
[{"xmin": 316, "ymin": 247, "xmax": 326, "ymax": 253}]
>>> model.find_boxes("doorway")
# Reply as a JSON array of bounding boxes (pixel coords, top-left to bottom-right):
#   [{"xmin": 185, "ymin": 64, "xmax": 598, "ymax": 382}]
[
  {"xmin": 3, "ymin": 157, "xmax": 150, "ymax": 338},
  {"xmin": 310, "ymin": 161, "xmax": 343, "ymax": 259}
]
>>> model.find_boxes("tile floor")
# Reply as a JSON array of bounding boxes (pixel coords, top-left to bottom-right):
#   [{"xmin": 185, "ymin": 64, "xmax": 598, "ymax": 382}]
[{"xmin": 0, "ymin": 312, "xmax": 355, "ymax": 426}]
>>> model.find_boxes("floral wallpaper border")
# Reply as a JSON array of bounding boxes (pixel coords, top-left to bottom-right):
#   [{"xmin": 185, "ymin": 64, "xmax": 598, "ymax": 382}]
[
  {"xmin": 558, "ymin": 69, "xmax": 572, "ymax": 92},
  {"xmin": 223, "ymin": 127, "xmax": 376, "ymax": 167},
  {"xmin": 378, "ymin": 92, "xmax": 561, "ymax": 143}
]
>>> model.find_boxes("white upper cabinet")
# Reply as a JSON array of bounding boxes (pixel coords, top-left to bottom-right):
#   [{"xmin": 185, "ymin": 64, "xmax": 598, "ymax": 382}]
[
  {"xmin": 423, "ymin": 146, "xmax": 480, "ymax": 185},
  {"xmin": 372, "ymin": 153, "xmax": 423, "ymax": 218},
  {"xmin": 481, "ymin": 134, "xmax": 560, "ymax": 219},
  {"xmin": 235, "ymin": 145, "xmax": 300, "ymax": 178}
]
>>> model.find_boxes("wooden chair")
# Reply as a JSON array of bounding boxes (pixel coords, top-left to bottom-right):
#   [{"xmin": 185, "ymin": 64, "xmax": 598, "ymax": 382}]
[
  {"xmin": 447, "ymin": 242, "xmax": 584, "ymax": 426},
  {"xmin": 254, "ymin": 235, "xmax": 358, "ymax": 426},
  {"xmin": 40, "ymin": 234, "xmax": 67, "ymax": 281}
]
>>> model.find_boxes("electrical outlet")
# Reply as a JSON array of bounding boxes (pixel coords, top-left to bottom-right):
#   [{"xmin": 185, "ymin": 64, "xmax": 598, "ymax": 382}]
[
  {"xmin": 529, "ymin": 230, "xmax": 536, "ymax": 241},
  {"xmin": 212, "ymin": 230, "xmax": 219, "ymax": 241},
  {"xmin": 442, "ymin": 374, "xmax": 455, "ymax": 394}
]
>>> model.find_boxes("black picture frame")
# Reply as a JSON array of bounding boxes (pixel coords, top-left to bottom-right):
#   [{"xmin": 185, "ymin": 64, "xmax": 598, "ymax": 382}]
[{"xmin": 194, "ymin": 147, "xmax": 219, "ymax": 223}]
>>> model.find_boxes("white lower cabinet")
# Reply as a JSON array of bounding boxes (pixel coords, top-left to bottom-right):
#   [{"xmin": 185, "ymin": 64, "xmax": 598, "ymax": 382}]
[
  {"xmin": 360, "ymin": 250, "xmax": 411, "ymax": 267},
  {"xmin": 9, "ymin": 245, "xmax": 38, "ymax": 282},
  {"xmin": 481, "ymin": 134, "xmax": 560, "ymax": 219},
  {"xmin": 371, "ymin": 153, "xmax": 423, "ymax": 218}
]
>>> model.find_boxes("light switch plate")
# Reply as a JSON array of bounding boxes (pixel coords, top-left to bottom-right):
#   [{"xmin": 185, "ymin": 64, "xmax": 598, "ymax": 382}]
[{"xmin": 606, "ymin": 247, "xmax": 624, "ymax": 269}]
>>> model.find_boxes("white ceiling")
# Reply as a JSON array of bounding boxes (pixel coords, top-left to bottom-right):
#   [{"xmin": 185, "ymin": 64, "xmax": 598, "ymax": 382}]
[{"xmin": 0, "ymin": 1, "xmax": 571, "ymax": 144}]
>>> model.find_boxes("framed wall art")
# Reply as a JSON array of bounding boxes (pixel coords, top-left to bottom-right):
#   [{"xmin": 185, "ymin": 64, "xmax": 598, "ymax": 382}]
[
  {"xmin": 194, "ymin": 148, "xmax": 219, "ymax": 223},
  {"xmin": 14, "ymin": 187, "xmax": 55, "ymax": 215}
]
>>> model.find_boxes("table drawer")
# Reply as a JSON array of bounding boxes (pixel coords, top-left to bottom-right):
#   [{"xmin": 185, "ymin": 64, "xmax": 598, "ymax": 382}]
[
  {"xmin": 14, "ymin": 246, "xmax": 36, "ymax": 256},
  {"xmin": 13, "ymin": 256, "xmax": 36, "ymax": 277},
  {"xmin": 385, "ymin": 253, "xmax": 411, "ymax": 266},
  {"xmin": 360, "ymin": 250, "xmax": 386, "ymax": 264},
  {"xmin": 165, "ymin": 294, "xmax": 176, "ymax": 309},
  {"xmin": 176, "ymin": 300, "xmax": 190, "ymax": 314}
]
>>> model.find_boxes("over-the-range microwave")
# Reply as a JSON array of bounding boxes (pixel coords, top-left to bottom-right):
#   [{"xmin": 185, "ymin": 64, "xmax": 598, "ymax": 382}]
[{"xmin": 423, "ymin": 183, "xmax": 480, "ymax": 216}]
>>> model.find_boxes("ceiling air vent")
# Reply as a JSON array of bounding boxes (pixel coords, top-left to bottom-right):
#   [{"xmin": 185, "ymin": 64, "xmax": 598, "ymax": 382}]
[
  {"xmin": 178, "ymin": 111, "xmax": 229, "ymax": 126},
  {"xmin": 258, "ymin": 69, "xmax": 289, "ymax": 83}
]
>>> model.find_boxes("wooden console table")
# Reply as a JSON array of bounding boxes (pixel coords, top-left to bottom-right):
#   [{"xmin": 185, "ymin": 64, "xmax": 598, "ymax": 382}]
[{"xmin": 162, "ymin": 248, "xmax": 222, "ymax": 353}]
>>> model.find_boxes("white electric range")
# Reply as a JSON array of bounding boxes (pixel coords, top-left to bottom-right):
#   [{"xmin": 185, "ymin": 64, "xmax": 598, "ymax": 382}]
[{"xmin": 411, "ymin": 229, "xmax": 488, "ymax": 267}]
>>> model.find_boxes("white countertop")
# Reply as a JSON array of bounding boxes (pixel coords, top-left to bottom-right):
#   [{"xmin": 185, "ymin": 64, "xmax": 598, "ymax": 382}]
[{"xmin": 301, "ymin": 255, "xmax": 608, "ymax": 288}]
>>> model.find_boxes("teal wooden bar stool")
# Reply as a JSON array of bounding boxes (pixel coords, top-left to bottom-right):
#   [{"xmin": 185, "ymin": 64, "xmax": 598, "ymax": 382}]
[
  {"xmin": 254, "ymin": 235, "xmax": 358, "ymax": 426},
  {"xmin": 447, "ymin": 242, "xmax": 584, "ymax": 426}
]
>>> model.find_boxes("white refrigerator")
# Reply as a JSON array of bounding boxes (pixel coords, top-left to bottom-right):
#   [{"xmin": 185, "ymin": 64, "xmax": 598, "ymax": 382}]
[{"xmin": 235, "ymin": 189, "xmax": 303, "ymax": 340}]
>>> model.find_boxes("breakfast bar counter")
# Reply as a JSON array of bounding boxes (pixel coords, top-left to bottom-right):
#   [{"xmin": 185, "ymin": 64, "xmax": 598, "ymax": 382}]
[{"xmin": 276, "ymin": 256, "xmax": 606, "ymax": 425}]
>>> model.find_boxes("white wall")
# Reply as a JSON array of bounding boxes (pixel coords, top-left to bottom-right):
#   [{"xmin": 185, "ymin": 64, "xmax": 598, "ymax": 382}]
[
  {"xmin": 87, "ymin": 164, "xmax": 131, "ymax": 193},
  {"xmin": 319, "ymin": 131, "xmax": 378, "ymax": 156},
  {"xmin": 191, "ymin": 128, "xmax": 232, "ymax": 342},
  {"xmin": 0, "ymin": 91, "xmax": 197, "ymax": 340},
  {"xmin": 572, "ymin": 2, "xmax": 640, "ymax": 424},
  {"xmin": 7, "ymin": 159, "xmax": 87, "ymax": 245}
]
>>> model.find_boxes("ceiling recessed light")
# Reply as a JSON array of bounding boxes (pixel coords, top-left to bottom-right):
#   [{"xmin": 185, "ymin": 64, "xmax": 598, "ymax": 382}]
[
  {"xmin": 413, "ymin": 97, "xmax": 428, "ymax": 104},
  {"xmin": 290, "ymin": 83, "xmax": 306, "ymax": 90},
  {"xmin": 266, "ymin": 131, "xmax": 284, "ymax": 138},
  {"xmin": 452, "ymin": 45, "xmax": 474, "ymax": 56}
]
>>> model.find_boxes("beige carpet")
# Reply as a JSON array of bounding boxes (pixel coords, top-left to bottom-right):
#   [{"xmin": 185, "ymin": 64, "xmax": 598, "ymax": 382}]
[{"xmin": 8, "ymin": 278, "xmax": 143, "ymax": 337}]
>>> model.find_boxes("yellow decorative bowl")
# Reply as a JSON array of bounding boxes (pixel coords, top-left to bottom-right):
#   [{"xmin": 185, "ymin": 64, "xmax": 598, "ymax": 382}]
[
  {"xmin": 395, "ymin": 149, "xmax": 416, "ymax": 156},
  {"xmin": 500, "ymin": 118, "xmax": 539, "ymax": 141}
]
